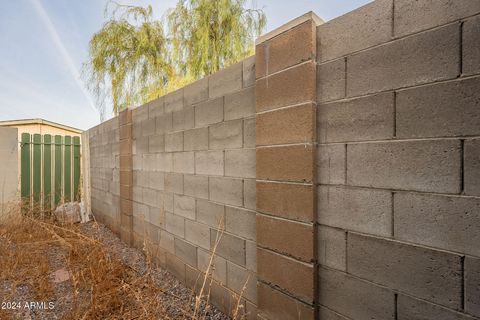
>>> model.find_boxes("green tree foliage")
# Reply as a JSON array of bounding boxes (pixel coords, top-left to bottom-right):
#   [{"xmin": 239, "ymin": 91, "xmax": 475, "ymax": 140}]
[{"xmin": 83, "ymin": 0, "xmax": 266, "ymax": 119}]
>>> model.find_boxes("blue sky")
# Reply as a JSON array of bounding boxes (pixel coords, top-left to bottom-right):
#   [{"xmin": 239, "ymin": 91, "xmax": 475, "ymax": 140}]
[{"xmin": 0, "ymin": 0, "xmax": 372, "ymax": 130}]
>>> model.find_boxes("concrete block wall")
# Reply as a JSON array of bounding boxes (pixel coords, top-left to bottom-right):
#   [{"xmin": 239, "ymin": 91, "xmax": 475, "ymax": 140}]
[
  {"xmin": 89, "ymin": 117, "xmax": 120, "ymax": 231},
  {"xmin": 126, "ymin": 57, "xmax": 256, "ymax": 317},
  {"xmin": 316, "ymin": 1, "xmax": 480, "ymax": 319}
]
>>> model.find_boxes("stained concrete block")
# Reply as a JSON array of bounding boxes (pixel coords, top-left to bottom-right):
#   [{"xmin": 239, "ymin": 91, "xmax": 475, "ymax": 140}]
[
  {"xmin": 183, "ymin": 174, "xmax": 208, "ymax": 199},
  {"xmin": 398, "ymin": 294, "xmax": 478, "ymax": 320},
  {"xmin": 209, "ymin": 120, "xmax": 243, "ymax": 150},
  {"xmin": 195, "ymin": 150, "xmax": 224, "ymax": 176},
  {"xmin": 164, "ymin": 173, "xmax": 183, "ymax": 194},
  {"xmin": 160, "ymin": 230, "xmax": 175, "ymax": 253},
  {"xmin": 317, "ymin": 144, "xmax": 346, "ymax": 185},
  {"xmin": 318, "ymin": 92, "xmax": 394, "ymax": 142},
  {"xmin": 165, "ymin": 88, "xmax": 184, "ymax": 113},
  {"xmin": 172, "ymin": 107, "xmax": 195, "ymax": 131},
  {"xmin": 317, "ymin": 186, "xmax": 392, "ymax": 236},
  {"xmin": 394, "ymin": 0, "xmax": 480, "ymax": 37},
  {"xmin": 395, "ymin": 192, "xmax": 480, "ymax": 257},
  {"xmin": 209, "ymin": 61, "xmax": 242, "ymax": 99},
  {"xmin": 165, "ymin": 212, "xmax": 185, "ymax": 237},
  {"xmin": 174, "ymin": 237, "xmax": 197, "ymax": 267},
  {"xmin": 396, "ymin": 77, "xmax": 480, "ymax": 138},
  {"xmin": 183, "ymin": 127, "xmax": 208, "ymax": 151},
  {"xmin": 347, "ymin": 23, "xmax": 459, "ymax": 97},
  {"xmin": 347, "ymin": 140, "xmax": 462, "ymax": 193},
  {"xmin": 317, "ymin": 58, "xmax": 346, "ymax": 103},
  {"xmin": 155, "ymin": 113, "xmax": 173, "ymax": 134},
  {"xmin": 225, "ymin": 149, "xmax": 255, "ymax": 179},
  {"xmin": 195, "ymin": 97, "xmax": 224, "ymax": 128},
  {"xmin": 147, "ymin": 97, "xmax": 164, "ymax": 118},
  {"xmin": 209, "ymin": 177, "xmax": 243, "ymax": 207},
  {"xmin": 148, "ymin": 134, "xmax": 165, "ymax": 153},
  {"xmin": 317, "ymin": 0, "xmax": 393, "ymax": 62},
  {"xmin": 197, "ymin": 248, "xmax": 227, "ymax": 283},
  {"xmin": 225, "ymin": 206, "xmax": 256, "ymax": 241},
  {"xmin": 142, "ymin": 118, "xmax": 156, "ymax": 137},
  {"xmin": 184, "ymin": 77, "xmax": 208, "ymax": 106},
  {"xmin": 173, "ymin": 194, "xmax": 196, "ymax": 219},
  {"xmin": 243, "ymin": 118, "xmax": 256, "ymax": 148},
  {"xmin": 347, "ymin": 233, "xmax": 463, "ymax": 309},
  {"xmin": 226, "ymin": 261, "xmax": 257, "ymax": 303},
  {"xmin": 224, "ymin": 87, "xmax": 255, "ymax": 121},
  {"xmin": 318, "ymin": 267, "xmax": 395, "ymax": 320},
  {"xmin": 463, "ymin": 15, "xmax": 480, "ymax": 76},
  {"xmin": 318, "ymin": 225, "xmax": 346, "ymax": 271},
  {"xmin": 242, "ymin": 56, "xmax": 255, "ymax": 88},
  {"xmin": 465, "ymin": 138, "xmax": 480, "ymax": 196}
]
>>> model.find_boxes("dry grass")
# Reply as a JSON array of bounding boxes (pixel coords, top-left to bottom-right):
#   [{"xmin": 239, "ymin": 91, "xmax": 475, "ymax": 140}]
[{"xmin": 0, "ymin": 203, "xmax": 247, "ymax": 320}]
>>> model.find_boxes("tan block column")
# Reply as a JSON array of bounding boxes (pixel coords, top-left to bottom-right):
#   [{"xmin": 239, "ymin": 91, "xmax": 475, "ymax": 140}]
[
  {"xmin": 119, "ymin": 109, "xmax": 133, "ymax": 245},
  {"xmin": 255, "ymin": 12, "xmax": 323, "ymax": 320}
]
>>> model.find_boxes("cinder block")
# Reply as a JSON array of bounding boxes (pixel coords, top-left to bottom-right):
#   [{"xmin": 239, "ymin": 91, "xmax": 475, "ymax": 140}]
[
  {"xmin": 148, "ymin": 134, "xmax": 165, "ymax": 153},
  {"xmin": 142, "ymin": 188, "xmax": 162, "ymax": 208},
  {"xmin": 317, "ymin": 58, "xmax": 345, "ymax": 103},
  {"xmin": 184, "ymin": 127, "xmax": 208, "ymax": 151},
  {"xmin": 396, "ymin": 77, "xmax": 480, "ymax": 138},
  {"xmin": 174, "ymin": 237, "xmax": 197, "ymax": 267},
  {"xmin": 257, "ymin": 103, "xmax": 315, "ymax": 146},
  {"xmin": 172, "ymin": 107, "xmax": 195, "ymax": 131},
  {"xmin": 243, "ymin": 118, "xmax": 256, "ymax": 148},
  {"xmin": 196, "ymin": 199, "xmax": 225, "ymax": 228},
  {"xmin": 195, "ymin": 150, "xmax": 224, "ymax": 176},
  {"xmin": 174, "ymin": 194, "xmax": 196, "ymax": 219},
  {"xmin": 157, "ymin": 153, "xmax": 173, "ymax": 172},
  {"xmin": 165, "ymin": 88, "xmax": 184, "ymax": 113},
  {"xmin": 155, "ymin": 113, "xmax": 173, "ymax": 134},
  {"xmin": 210, "ymin": 229, "xmax": 246, "ymax": 266},
  {"xmin": 257, "ymin": 62, "xmax": 316, "ymax": 112},
  {"xmin": 318, "ymin": 92, "xmax": 394, "ymax": 142},
  {"xmin": 197, "ymin": 248, "xmax": 227, "ymax": 283},
  {"xmin": 209, "ymin": 120, "xmax": 243, "ymax": 150},
  {"xmin": 226, "ymin": 261, "xmax": 257, "ymax": 303},
  {"xmin": 466, "ymin": 256, "xmax": 480, "ymax": 317},
  {"xmin": 243, "ymin": 179, "xmax": 256, "ymax": 210},
  {"xmin": 165, "ymin": 212, "xmax": 185, "ymax": 237},
  {"xmin": 209, "ymin": 61, "xmax": 242, "ymax": 98},
  {"xmin": 465, "ymin": 138, "xmax": 480, "ymax": 196},
  {"xmin": 317, "ymin": 144, "xmax": 346, "ymax": 185},
  {"xmin": 317, "ymin": 0, "xmax": 392, "ymax": 62},
  {"xmin": 257, "ymin": 181, "xmax": 314, "ymax": 223},
  {"xmin": 225, "ymin": 149, "xmax": 256, "ymax": 178},
  {"xmin": 147, "ymin": 97, "xmax": 164, "ymax": 118},
  {"xmin": 165, "ymin": 132, "xmax": 183, "ymax": 152},
  {"xmin": 318, "ymin": 267, "xmax": 395, "ymax": 320},
  {"xmin": 317, "ymin": 186, "xmax": 392, "ymax": 236},
  {"xmin": 164, "ymin": 192, "xmax": 174, "ymax": 213},
  {"xmin": 165, "ymin": 173, "xmax": 183, "ymax": 194},
  {"xmin": 142, "ymin": 118, "xmax": 156, "ymax": 136},
  {"xmin": 258, "ymin": 19, "xmax": 315, "ymax": 76},
  {"xmin": 132, "ymin": 105, "xmax": 149, "ymax": 123},
  {"xmin": 183, "ymin": 174, "xmax": 208, "ymax": 199},
  {"xmin": 394, "ymin": 0, "xmax": 480, "ymax": 37},
  {"xmin": 245, "ymin": 240, "xmax": 256, "ymax": 272},
  {"xmin": 257, "ymin": 282, "xmax": 314, "ymax": 320},
  {"xmin": 398, "ymin": 294, "xmax": 477, "ymax": 320},
  {"xmin": 209, "ymin": 177, "xmax": 243, "ymax": 207},
  {"xmin": 464, "ymin": 15, "xmax": 480, "ymax": 76},
  {"xmin": 147, "ymin": 205, "xmax": 164, "ymax": 227},
  {"xmin": 257, "ymin": 214, "xmax": 313, "ymax": 262},
  {"xmin": 133, "ymin": 138, "xmax": 148, "ymax": 155},
  {"xmin": 318, "ymin": 225, "xmax": 346, "ymax": 271},
  {"xmin": 243, "ymin": 56, "xmax": 255, "ymax": 88},
  {"xmin": 318, "ymin": 306, "xmax": 349, "ymax": 320},
  {"xmin": 160, "ymin": 230, "xmax": 175, "ymax": 253},
  {"xmin": 347, "ymin": 140, "xmax": 462, "ymax": 193},
  {"xmin": 173, "ymin": 152, "xmax": 195, "ymax": 174},
  {"xmin": 257, "ymin": 248, "xmax": 314, "ymax": 303},
  {"xmin": 395, "ymin": 192, "xmax": 480, "ymax": 257},
  {"xmin": 347, "ymin": 233, "xmax": 463, "ymax": 309},
  {"xmin": 146, "ymin": 171, "xmax": 165, "ymax": 190},
  {"xmin": 225, "ymin": 206, "xmax": 256, "ymax": 241},
  {"xmin": 195, "ymin": 97, "xmax": 224, "ymax": 128},
  {"xmin": 347, "ymin": 24, "xmax": 459, "ymax": 97},
  {"xmin": 166, "ymin": 253, "xmax": 186, "ymax": 283},
  {"xmin": 257, "ymin": 145, "xmax": 314, "ymax": 183},
  {"xmin": 224, "ymin": 87, "xmax": 255, "ymax": 121},
  {"xmin": 185, "ymin": 219, "xmax": 210, "ymax": 250},
  {"xmin": 184, "ymin": 77, "xmax": 208, "ymax": 106}
]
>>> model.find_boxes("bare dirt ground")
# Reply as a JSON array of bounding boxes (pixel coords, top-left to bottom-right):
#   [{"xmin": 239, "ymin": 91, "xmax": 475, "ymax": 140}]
[{"xmin": 0, "ymin": 213, "xmax": 229, "ymax": 320}]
